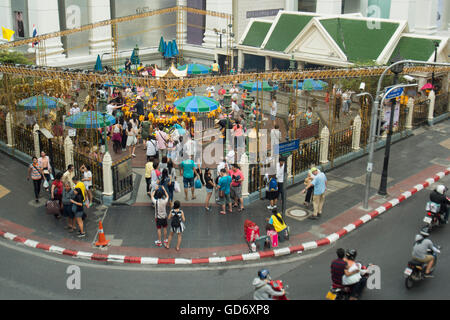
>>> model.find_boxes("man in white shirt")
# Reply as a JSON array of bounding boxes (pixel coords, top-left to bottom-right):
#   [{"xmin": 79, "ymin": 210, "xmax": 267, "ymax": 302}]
[
  {"xmin": 206, "ymin": 85, "xmax": 215, "ymax": 98},
  {"xmin": 146, "ymin": 137, "xmax": 159, "ymax": 162},
  {"xmin": 276, "ymin": 158, "xmax": 285, "ymax": 202},
  {"xmin": 106, "ymin": 101, "xmax": 122, "ymax": 115},
  {"xmin": 231, "ymin": 98, "xmax": 240, "ymax": 119},
  {"xmin": 270, "ymin": 124, "xmax": 281, "ymax": 156},
  {"xmin": 270, "ymin": 96, "xmax": 277, "ymax": 127}
]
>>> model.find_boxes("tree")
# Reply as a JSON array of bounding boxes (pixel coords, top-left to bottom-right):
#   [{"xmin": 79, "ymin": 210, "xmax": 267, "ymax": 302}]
[{"xmin": 0, "ymin": 50, "xmax": 32, "ymax": 65}]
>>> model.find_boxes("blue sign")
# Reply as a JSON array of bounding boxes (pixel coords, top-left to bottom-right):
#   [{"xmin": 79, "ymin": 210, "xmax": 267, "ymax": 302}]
[
  {"xmin": 385, "ymin": 87, "xmax": 404, "ymax": 100},
  {"xmin": 275, "ymin": 139, "xmax": 300, "ymax": 155}
]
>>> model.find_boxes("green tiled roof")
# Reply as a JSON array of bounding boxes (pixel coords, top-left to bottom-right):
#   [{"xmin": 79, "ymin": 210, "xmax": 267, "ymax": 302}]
[
  {"xmin": 263, "ymin": 13, "xmax": 316, "ymax": 52},
  {"xmin": 241, "ymin": 21, "xmax": 272, "ymax": 48},
  {"xmin": 320, "ymin": 18, "xmax": 400, "ymax": 62},
  {"xmin": 389, "ymin": 36, "xmax": 440, "ymax": 62}
]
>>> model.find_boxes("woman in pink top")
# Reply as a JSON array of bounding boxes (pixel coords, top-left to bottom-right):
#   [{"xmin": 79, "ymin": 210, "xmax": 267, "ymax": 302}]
[
  {"xmin": 232, "ymin": 119, "xmax": 244, "ymax": 156},
  {"xmin": 155, "ymin": 126, "xmax": 169, "ymax": 158},
  {"xmin": 229, "ymin": 164, "xmax": 244, "ymax": 211}
]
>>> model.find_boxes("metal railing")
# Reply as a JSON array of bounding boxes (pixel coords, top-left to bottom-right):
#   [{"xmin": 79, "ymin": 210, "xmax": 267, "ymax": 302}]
[
  {"xmin": 329, "ymin": 127, "xmax": 353, "ymax": 161},
  {"xmin": 73, "ymin": 149, "xmax": 103, "ymax": 191},
  {"xmin": 112, "ymin": 155, "xmax": 133, "ymax": 200},
  {"xmin": 412, "ymin": 98, "xmax": 428, "ymax": 127},
  {"xmin": 434, "ymin": 93, "xmax": 448, "ymax": 117},
  {"xmin": 292, "ymin": 138, "xmax": 321, "ymax": 175},
  {"xmin": 13, "ymin": 125, "xmax": 34, "ymax": 157}
]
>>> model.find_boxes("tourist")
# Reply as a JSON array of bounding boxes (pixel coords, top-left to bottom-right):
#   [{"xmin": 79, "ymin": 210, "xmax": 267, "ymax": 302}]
[
  {"xmin": 266, "ymin": 174, "xmax": 278, "ymax": 210},
  {"xmin": 155, "ymin": 125, "xmax": 169, "ymax": 158},
  {"xmin": 72, "ymin": 176, "xmax": 86, "ymax": 204},
  {"xmin": 80, "ymin": 164, "xmax": 93, "ymax": 208},
  {"xmin": 145, "ymin": 158, "xmax": 154, "ymax": 193},
  {"xmin": 150, "ymin": 185, "xmax": 169, "ymax": 247},
  {"xmin": 38, "ymin": 151, "xmax": 52, "ymax": 190},
  {"xmin": 61, "ymin": 183, "xmax": 75, "ymax": 232},
  {"xmin": 270, "ymin": 96, "xmax": 278, "ymax": 127},
  {"xmin": 111, "ymin": 119, "xmax": 123, "ymax": 154},
  {"xmin": 50, "ymin": 172, "xmax": 63, "ymax": 219},
  {"xmin": 166, "ymin": 158, "xmax": 177, "ymax": 208},
  {"xmin": 165, "ymin": 200, "xmax": 186, "ymax": 251},
  {"xmin": 180, "ymin": 155, "xmax": 199, "ymax": 201},
  {"xmin": 126, "ymin": 120, "xmax": 138, "ymax": 157},
  {"xmin": 204, "ymin": 168, "xmax": 215, "ymax": 211},
  {"xmin": 69, "ymin": 102, "xmax": 80, "ymax": 116},
  {"xmin": 229, "ymin": 164, "xmax": 244, "ymax": 212},
  {"xmin": 302, "ymin": 167, "xmax": 327, "ymax": 220},
  {"xmin": 27, "ymin": 156, "xmax": 45, "ymax": 203},
  {"xmin": 146, "ymin": 136, "xmax": 159, "ymax": 162},
  {"xmin": 270, "ymin": 124, "xmax": 281, "ymax": 155},
  {"xmin": 276, "ymin": 158, "xmax": 285, "ymax": 203},
  {"xmin": 121, "ymin": 118, "xmax": 128, "ymax": 151},
  {"xmin": 305, "ymin": 107, "xmax": 313, "ymax": 125},
  {"xmin": 140, "ymin": 115, "xmax": 151, "ymax": 150},
  {"xmin": 62, "ymin": 164, "xmax": 75, "ymax": 189},
  {"xmin": 218, "ymin": 85, "xmax": 226, "ymax": 105},
  {"xmin": 230, "ymin": 83, "xmax": 239, "ymax": 101},
  {"xmin": 232, "ymin": 119, "xmax": 244, "ymax": 155},
  {"xmin": 303, "ymin": 168, "xmax": 315, "ymax": 208},
  {"xmin": 217, "ymin": 168, "xmax": 232, "ymax": 215},
  {"xmin": 135, "ymin": 96, "xmax": 144, "ymax": 116},
  {"xmin": 231, "ymin": 98, "xmax": 240, "ymax": 119},
  {"xmin": 125, "ymin": 58, "xmax": 131, "ymax": 71},
  {"xmin": 71, "ymin": 187, "xmax": 85, "ymax": 238},
  {"xmin": 211, "ymin": 60, "xmax": 220, "ymax": 75}
]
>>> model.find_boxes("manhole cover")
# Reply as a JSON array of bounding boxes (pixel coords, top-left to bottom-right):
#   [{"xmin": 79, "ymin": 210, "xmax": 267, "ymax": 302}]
[{"xmin": 289, "ymin": 209, "xmax": 308, "ymax": 218}]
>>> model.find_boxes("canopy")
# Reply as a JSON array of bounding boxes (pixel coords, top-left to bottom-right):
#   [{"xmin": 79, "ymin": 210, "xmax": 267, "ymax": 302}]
[
  {"xmin": 292, "ymin": 79, "xmax": 328, "ymax": 91},
  {"xmin": 174, "ymin": 96, "xmax": 219, "ymax": 113},
  {"xmin": 239, "ymin": 81, "xmax": 278, "ymax": 92},
  {"xmin": 17, "ymin": 95, "xmax": 59, "ymax": 111},
  {"xmin": 154, "ymin": 64, "xmax": 187, "ymax": 78},
  {"xmin": 178, "ymin": 63, "xmax": 210, "ymax": 75},
  {"xmin": 65, "ymin": 111, "xmax": 116, "ymax": 129},
  {"xmin": 420, "ymin": 83, "xmax": 434, "ymax": 90}
]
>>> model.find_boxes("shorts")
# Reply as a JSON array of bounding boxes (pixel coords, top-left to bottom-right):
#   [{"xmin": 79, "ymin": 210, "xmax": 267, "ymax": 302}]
[
  {"xmin": 231, "ymin": 185, "xmax": 242, "ymax": 199},
  {"xmin": 183, "ymin": 177, "xmax": 195, "ymax": 188},
  {"xmin": 266, "ymin": 190, "xmax": 278, "ymax": 200},
  {"xmin": 270, "ymin": 115, "xmax": 276, "ymax": 121},
  {"xmin": 74, "ymin": 209, "xmax": 84, "ymax": 218},
  {"xmin": 218, "ymin": 193, "xmax": 231, "ymax": 205},
  {"xmin": 206, "ymin": 188, "xmax": 213, "ymax": 193},
  {"xmin": 155, "ymin": 218, "xmax": 168, "ymax": 229},
  {"xmin": 413, "ymin": 255, "xmax": 434, "ymax": 263},
  {"xmin": 62, "ymin": 204, "xmax": 74, "ymax": 218}
]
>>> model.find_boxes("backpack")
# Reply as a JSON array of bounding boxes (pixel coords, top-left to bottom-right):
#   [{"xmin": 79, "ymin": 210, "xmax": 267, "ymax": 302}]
[{"xmin": 171, "ymin": 210, "xmax": 181, "ymax": 228}]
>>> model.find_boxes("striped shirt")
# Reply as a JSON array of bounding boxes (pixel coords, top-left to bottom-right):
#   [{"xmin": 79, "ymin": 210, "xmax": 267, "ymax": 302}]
[{"xmin": 29, "ymin": 163, "xmax": 42, "ymax": 180}]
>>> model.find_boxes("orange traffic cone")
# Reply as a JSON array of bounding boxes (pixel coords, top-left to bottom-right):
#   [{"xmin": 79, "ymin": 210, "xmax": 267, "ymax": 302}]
[{"xmin": 95, "ymin": 221, "xmax": 110, "ymax": 247}]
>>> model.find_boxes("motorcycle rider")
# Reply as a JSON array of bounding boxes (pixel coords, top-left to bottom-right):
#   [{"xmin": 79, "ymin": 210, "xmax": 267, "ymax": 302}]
[
  {"xmin": 342, "ymin": 249, "xmax": 367, "ymax": 300},
  {"xmin": 330, "ymin": 248, "xmax": 347, "ymax": 289},
  {"xmin": 252, "ymin": 269, "xmax": 286, "ymax": 300},
  {"xmin": 412, "ymin": 228, "xmax": 440, "ymax": 278},
  {"xmin": 430, "ymin": 184, "xmax": 449, "ymax": 223}
]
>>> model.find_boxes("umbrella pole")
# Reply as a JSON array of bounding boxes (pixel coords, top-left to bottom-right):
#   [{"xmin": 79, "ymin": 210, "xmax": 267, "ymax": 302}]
[{"xmin": 256, "ymin": 79, "xmax": 262, "ymax": 200}]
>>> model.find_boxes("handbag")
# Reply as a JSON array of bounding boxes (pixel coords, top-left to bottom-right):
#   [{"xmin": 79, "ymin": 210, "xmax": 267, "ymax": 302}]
[
  {"xmin": 46, "ymin": 200, "xmax": 61, "ymax": 215},
  {"xmin": 174, "ymin": 181, "xmax": 181, "ymax": 193},
  {"xmin": 43, "ymin": 180, "xmax": 49, "ymax": 189},
  {"xmin": 195, "ymin": 179, "xmax": 202, "ymax": 189}
]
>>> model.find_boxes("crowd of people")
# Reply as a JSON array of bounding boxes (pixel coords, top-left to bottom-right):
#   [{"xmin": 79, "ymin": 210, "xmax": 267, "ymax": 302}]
[{"xmin": 28, "ymin": 153, "xmax": 93, "ymax": 238}]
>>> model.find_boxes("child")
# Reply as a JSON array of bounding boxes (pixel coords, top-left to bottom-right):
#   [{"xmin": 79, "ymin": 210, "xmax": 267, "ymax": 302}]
[
  {"xmin": 165, "ymin": 200, "xmax": 186, "ymax": 251},
  {"xmin": 266, "ymin": 175, "xmax": 278, "ymax": 210}
]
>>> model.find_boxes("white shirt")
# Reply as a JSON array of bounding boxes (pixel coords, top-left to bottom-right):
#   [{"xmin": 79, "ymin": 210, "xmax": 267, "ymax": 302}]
[
  {"xmin": 232, "ymin": 101, "xmax": 240, "ymax": 113},
  {"xmin": 146, "ymin": 140, "xmax": 158, "ymax": 156},
  {"xmin": 271, "ymin": 101, "xmax": 277, "ymax": 116},
  {"xmin": 276, "ymin": 163, "xmax": 284, "ymax": 183},
  {"xmin": 106, "ymin": 104, "xmax": 114, "ymax": 115},
  {"xmin": 270, "ymin": 129, "xmax": 281, "ymax": 146},
  {"xmin": 83, "ymin": 171, "xmax": 92, "ymax": 188},
  {"xmin": 70, "ymin": 106, "xmax": 80, "ymax": 115}
]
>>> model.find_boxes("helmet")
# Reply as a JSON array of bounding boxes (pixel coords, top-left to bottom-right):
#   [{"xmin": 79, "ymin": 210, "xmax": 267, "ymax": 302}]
[
  {"xmin": 435, "ymin": 185, "xmax": 447, "ymax": 195},
  {"xmin": 258, "ymin": 269, "xmax": 270, "ymax": 280},
  {"xmin": 345, "ymin": 249, "xmax": 357, "ymax": 260},
  {"xmin": 420, "ymin": 227, "xmax": 430, "ymax": 238}
]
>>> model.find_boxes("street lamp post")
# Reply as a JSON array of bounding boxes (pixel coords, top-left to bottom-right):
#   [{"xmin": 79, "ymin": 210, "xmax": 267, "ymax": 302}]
[
  {"xmin": 377, "ymin": 56, "xmax": 403, "ymax": 196},
  {"xmin": 431, "ymin": 41, "xmax": 439, "ymax": 87},
  {"xmin": 363, "ymin": 59, "xmax": 450, "ymax": 209}
]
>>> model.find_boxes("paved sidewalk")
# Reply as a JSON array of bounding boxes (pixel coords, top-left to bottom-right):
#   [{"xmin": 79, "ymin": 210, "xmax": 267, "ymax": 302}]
[{"xmin": 0, "ymin": 120, "xmax": 448, "ymax": 263}]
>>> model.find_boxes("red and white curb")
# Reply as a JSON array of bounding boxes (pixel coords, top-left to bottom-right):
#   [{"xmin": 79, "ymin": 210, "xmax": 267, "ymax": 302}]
[{"xmin": 1, "ymin": 168, "xmax": 449, "ymax": 265}]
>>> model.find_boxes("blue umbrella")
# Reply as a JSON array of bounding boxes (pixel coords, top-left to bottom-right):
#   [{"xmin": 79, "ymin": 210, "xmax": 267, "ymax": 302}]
[
  {"xmin": 171, "ymin": 39, "xmax": 179, "ymax": 56},
  {"xmin": 130, "ymin": 47, "xmax": 140, "ymax": 65},
  {"xmin": 158, "ymin": 36, "xmax": 165, "ymax": 53},
  {"xmin": 17, "ymin": 95, "xmax": 59, "ymax": 111},
  {"xmin": 173, "ymin": 95, "xmax": 219, "ymax": 113},
  {"xmin": 293, "ymin": 79, "xmax": 328, "ymax": 91},
  {"xmin": 94, "ymin": 54, "xmax": 103, "ymax": 72},
  {"xmin": 65, "ymin": 111, "xmax": 116, "ymax": 129},
  {"xmin": 164, "ymin": 40, "xmax": 173, "ymax": 58}
]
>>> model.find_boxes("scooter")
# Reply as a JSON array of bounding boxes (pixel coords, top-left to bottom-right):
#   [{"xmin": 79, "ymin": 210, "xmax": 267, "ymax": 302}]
[
  {"xmin": 423, "ymin": 201, "xmax": 445, "ymax": 231},
  {"xmin": 404, "ymin": 247, "xmax": 440, "ymax": 289},
  {"xmin": 269, "ymin": 279, "xmax": 289, "ymax": 300},
  {"xmin": 326, "ymin": 263, "xmax": 372, "ymax": 300}
]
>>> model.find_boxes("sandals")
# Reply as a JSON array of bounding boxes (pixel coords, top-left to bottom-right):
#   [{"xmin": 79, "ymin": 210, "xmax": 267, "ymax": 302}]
[{"xmin": 220, "ymin": 211, "xmax": 226, "ymax": 215}]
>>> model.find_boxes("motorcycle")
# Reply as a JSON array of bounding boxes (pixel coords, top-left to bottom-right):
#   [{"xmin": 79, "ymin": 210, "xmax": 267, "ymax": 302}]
[
  {"xmin": 423, "ymin": 201, "xmax": 446, "ymax": 231},
  {"xmin": 326, "ymin": 263, "xmax": 372, "ymax": 300},
  {"xmin": 269, "ymin": 279, "xmax": 289, "ymax": 300},
  {"xmin": 404, "ymin": 247, "xmax": 440, "ymax": 289}
]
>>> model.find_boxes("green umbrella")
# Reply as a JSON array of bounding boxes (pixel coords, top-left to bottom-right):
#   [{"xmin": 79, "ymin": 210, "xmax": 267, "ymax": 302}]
[
  {"xmin": 240, "ymin": 81, "xmax": 278, "ymax": 92},
  {"xmin": 17, "ymin": 95, "xmax": 59, "ymax": 112},
  {"xmin": 64, "ymin": 111, "xmax": 116, "ymax": 129},
  {"xmin": 173, "ymin": 96, "xmax": 219, "ymax": 113}
]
